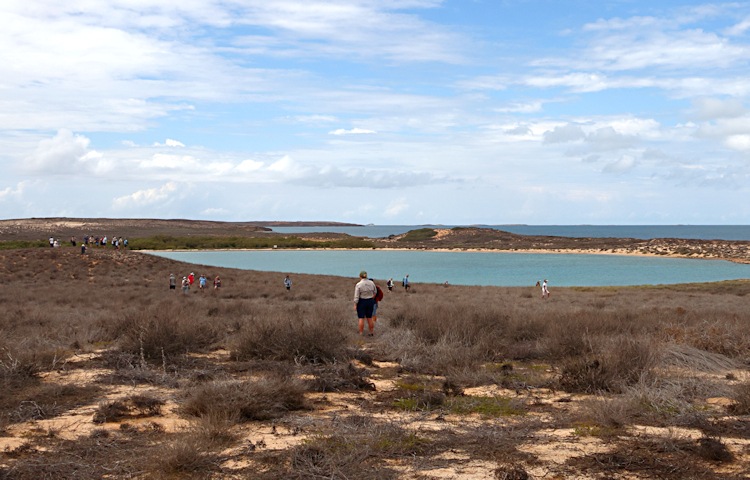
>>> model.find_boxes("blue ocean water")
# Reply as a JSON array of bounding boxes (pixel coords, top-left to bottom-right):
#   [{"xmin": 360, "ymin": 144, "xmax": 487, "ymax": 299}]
[
  {"xmin": 269, "ymin": 225, "xmax": 750, "ymax": 240},
  {"xmin": 147, "ymin": 250, "xmax": 750, "ymax": 287}
]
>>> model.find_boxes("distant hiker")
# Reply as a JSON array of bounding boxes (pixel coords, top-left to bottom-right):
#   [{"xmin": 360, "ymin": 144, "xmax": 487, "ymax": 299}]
[
  {"xmin": 284, "ymin": 275, "xmax": 292, "ymax": 290},
  {"xmin": 354, "ymin": 271, "xmax": 377, "ymax": 336},
  {"xmin": 199, "ymin": 274, "xmax": 207, "ymax": 291},
  {"xmin": 541, "ymin": 279, "xmax": 550, "ymax": 299},
  {"xmin": 188, "ymin": 272, "xmax": 195, "ymax": 286},
  {"xmin": 386, "ymin": 278, "xmax": 394, "ymax": 291},
  {"xmin": 123, "ymin": 238, "xmax": 128, "ymax": 248},
  {"xmin": 169, "ymin": 273, "xmax": 176, "ymax": 290},
  {"xmin": 49, "ymin": 237, "xmax": 54, "ymax": 248},
  {"xmin": 81, "ymin": 244, "xmax": 86, "ymax": 255},
  {"xmin": 181, "ymin": 276, "xmax": 190, "ymax": 294},
  {"xmin": 402, "ymin": 274, "xmax": 410, "ymax": 291},
  {"xmin": 214, "ymin": 276, "xmax": 221, "ymax": 289},
  {"xmin": 70, "ymin": 237, "xmax": 76, "ymax": 247}
]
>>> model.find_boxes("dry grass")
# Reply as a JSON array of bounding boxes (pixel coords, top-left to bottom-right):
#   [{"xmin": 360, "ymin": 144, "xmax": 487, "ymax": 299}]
[{"xmin": 1, "ymin": 246, "xmax": 749, "ymax": 479}]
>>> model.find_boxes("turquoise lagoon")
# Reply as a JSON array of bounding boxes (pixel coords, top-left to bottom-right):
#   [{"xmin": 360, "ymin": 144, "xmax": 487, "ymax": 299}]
[{"xmin": 146, "ymin": 249, "xmax": 750, "ymax": 287}]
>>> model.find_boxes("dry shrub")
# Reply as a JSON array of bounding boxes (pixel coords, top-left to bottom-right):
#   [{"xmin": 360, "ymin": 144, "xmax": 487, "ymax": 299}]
[
  {"xmin": 557, "ymin": 336, "xmax": 659, "ymax": 393},
  {"xmin": 661, "ymin": 343, "xmax": 739, "ymax": 373},
  {"xmin": 145, "ymin": 435, "xmax": 221, "ymax": 479},
  {"xmin": 728, "ymin": 382, "xmax": 750, "ymax": 415},
  {"xmin": 577, "ymin": 396, "xmax": 632, "ymax": 431},
  {"xmin": 231, "ymin": 304, "xmax": 350, "ymax": 364},
  {"xmin": 189, "ymin": 410, "xmax": 239, "ymax": 447},
  {"xmin": 117, "ymin": 301, "xmax": 221, "ymax": 360},
  {"xmin": 2, "ymin": 383, "xmax": 101, "ymax": 428},
  {"xmin": 620, "ymin": 377, "xmax": 712, "ymax": 423},
  {"xmin": 263, "ymin": 421, "xmax": 430, "ymax": 479},
  {"xmin": 308, "ymin": 362, "xmax": 375, "ymax": 392},
  {"xmin": 92, "ymin": 395, "xmax": 164, "ymax": 424},
  {"xmin": 495, "ymin": 464, "xmax": 530, "ymax": 480},
  {"xmin": 181, "ymin": 375, "xmax": 308, "ymax": 421},
  {"xmin": 379, "ymin": 329, "xmax": 489, "ymax": 375},
  {"xmin": 665, "ymin": 317, "xmax": 750, "ymax": 361}
]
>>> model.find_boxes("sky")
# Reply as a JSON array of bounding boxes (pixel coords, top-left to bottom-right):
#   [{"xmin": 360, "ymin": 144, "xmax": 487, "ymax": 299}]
[{"xmin": 2, "ymin": 0, "xmax": 750, "ymax": 225}]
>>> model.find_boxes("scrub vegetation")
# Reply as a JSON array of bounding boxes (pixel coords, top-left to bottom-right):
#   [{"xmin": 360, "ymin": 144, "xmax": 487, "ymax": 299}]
[{"xmin": 1, "ymin": 245, "xmax": 749, "ymax": 479}]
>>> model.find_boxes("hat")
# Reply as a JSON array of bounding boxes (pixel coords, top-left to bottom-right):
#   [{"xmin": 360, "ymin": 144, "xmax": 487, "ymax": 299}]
[{"xmin": 359, "ymin": 271, "xmax": 367, "ymax": 278}]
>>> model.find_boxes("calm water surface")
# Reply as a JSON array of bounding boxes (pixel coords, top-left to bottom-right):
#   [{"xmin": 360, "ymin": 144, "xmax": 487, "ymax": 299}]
[{"xmin": 147, "ymin": 250, "xmax": 750, "ymax": 287}]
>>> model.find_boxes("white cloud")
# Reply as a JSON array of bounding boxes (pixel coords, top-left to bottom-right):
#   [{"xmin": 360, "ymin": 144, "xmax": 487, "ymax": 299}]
[
  {"xmin": 113, "ymin": 182, "xmax": 178, "ymax": 208},
  {"xmin": 24, "ymin": 129, "xmax": 107, "ymax": 174},
  {"xmin": 603, "ymin": 155, "xmax": 637, "ymax": 174},
  {"xmin": 725, "ymin": 134, "xmax": 750, "ymax": 151},
  {"xmin": 544, "ymin": 124, "xmax": 586, "ymax": 143},
  {"xmin": 690, "ymin": 98, "xmax": 746, "ymax": 121},
  {"xmin": 0, "ymin": 181, "xmax": 27, "ymax": 202},
  {"xmin": 725, "ymin": 18, "xmax": 750, "ymax": 36},
  {"xmin": 384, "ymin": 197, "xmax": 409, "ymax": 216},
  {"xmin": 153, "ymin": 139, "xmax": 186, "ymax": 147},
  {"xmin": 329, "ymin": 128, "xmax": 377, "ymax": 135}
]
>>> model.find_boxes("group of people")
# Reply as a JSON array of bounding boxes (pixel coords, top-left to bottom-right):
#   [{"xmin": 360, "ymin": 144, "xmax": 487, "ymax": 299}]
[
  {"xmin": 384, "ymin": 274, "xmax": 410, "ymax": 292},
  {"xmin": 48, "ymin": 234, "xmax": 129, "ymax": 254},
  {"xmin": 170, "ymin": 272, "xmax": 221, "ymax": 293}
]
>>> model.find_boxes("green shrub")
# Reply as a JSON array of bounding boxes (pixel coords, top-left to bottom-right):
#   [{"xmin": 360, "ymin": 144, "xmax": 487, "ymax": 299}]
[{"xmin": 398, "ymin": 228, "xmax": 438, "ymax": 242}]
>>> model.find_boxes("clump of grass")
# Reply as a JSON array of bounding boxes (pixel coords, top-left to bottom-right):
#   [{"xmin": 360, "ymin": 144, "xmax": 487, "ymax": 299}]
[{"xmin": 181, "ymin": 375, "xmax": 308, "ymax": 422}]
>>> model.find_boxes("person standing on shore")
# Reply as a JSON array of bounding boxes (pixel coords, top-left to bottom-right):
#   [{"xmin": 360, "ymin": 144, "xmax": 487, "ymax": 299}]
[
  {"xmin": 402, "ymin": 274, "xmax": 410, "ymax": 291},
  {"xmin": 214, "ymin": 276, "xmax": 221, "ymax": 290},
  {"xmin": 169, "ymin": 273, "xmax": 176, "ymax": 290},
  {"xmin": 181, "ymin": 276, "xmax": 190, "ymax": 294},
  {"xmin": 199, "ymin": 274, "xmax": 207, "ymax": 291},
  {"xmin": 541, "ymin": 279, "xmax": 550, "ymax": 299},
  {"xmin": 354, "ymin": 271, "xmax": 377, "ymax": 336},
  {"xmin": 387, "ymin": 278, "xmax": 394, "ymax": 291},
  {"xmin": 284, "ymin": 275, "xmax": 292, "ymax": 290}
]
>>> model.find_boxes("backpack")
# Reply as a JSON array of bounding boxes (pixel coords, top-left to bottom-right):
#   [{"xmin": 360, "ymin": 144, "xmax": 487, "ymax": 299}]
[{"xmin": 374, "ymin": 285, "xmax": 384, "ymax": 302}]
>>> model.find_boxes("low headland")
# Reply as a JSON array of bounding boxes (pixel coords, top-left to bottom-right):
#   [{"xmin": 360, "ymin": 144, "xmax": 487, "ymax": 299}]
[
  {"xmin": 1, "ymin": 218, "xmax": 749, "ymax": 478},
  {"xmin": 2, "ymin": 217, "xmax": 749, "ymax": 263}
]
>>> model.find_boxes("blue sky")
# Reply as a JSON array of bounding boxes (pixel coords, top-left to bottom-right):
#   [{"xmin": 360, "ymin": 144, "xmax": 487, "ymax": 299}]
[{"xmin": 2, "ymin": 0, "xmax": 750, "ymax": 224}]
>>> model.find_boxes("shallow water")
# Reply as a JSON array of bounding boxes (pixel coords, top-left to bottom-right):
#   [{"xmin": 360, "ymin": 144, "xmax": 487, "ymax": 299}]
[{"xmin": 147, "ymin": 250, "xmax": 750, "ymax": 287}]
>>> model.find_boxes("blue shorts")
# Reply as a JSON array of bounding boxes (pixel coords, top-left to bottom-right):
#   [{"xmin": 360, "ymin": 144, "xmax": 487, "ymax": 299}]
[
  {"xmin": 356, "ymin": 297, "xmax": 375, "ymax": 319},
  {"xmin": 372, "ymin": 303, "xmax": 378, "ymax": 316}
]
